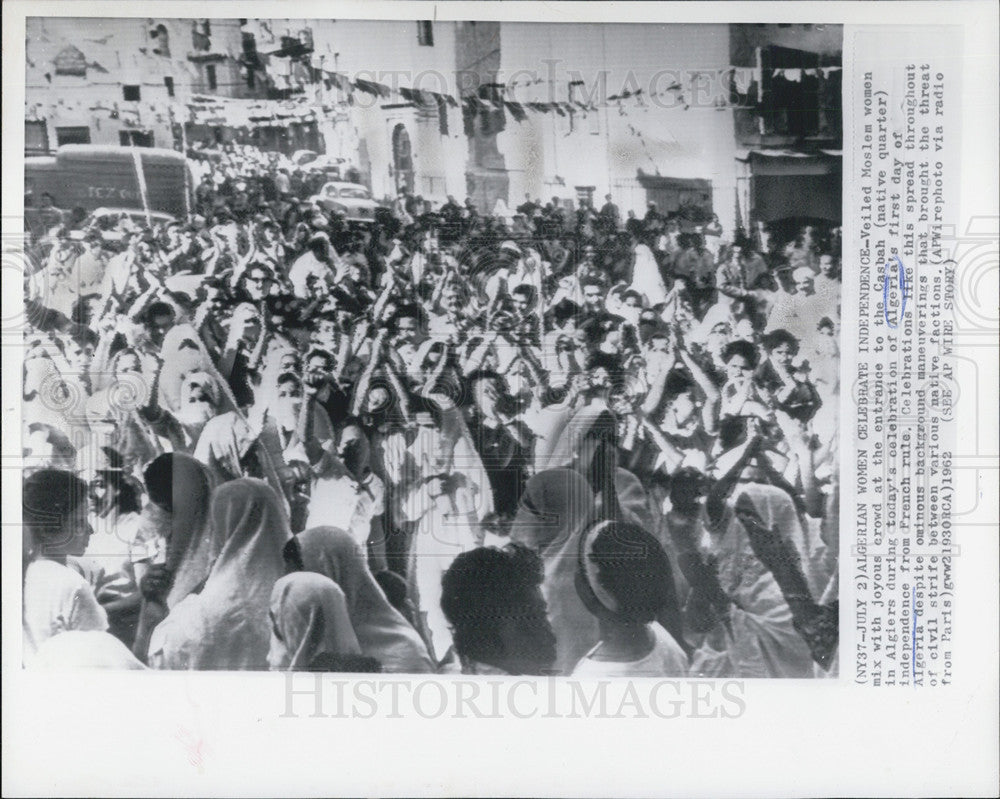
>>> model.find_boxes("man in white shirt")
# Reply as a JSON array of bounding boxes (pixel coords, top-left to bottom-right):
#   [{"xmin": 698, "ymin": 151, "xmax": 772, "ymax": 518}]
[{"xmin": 288, "ymin": 233, "xmax": 335, "ymax": 299}]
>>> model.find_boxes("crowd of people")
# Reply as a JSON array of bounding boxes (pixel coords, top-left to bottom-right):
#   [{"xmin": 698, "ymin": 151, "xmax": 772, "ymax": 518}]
[{"xmin": 22, "ymin": 140, "xmax": 841, "ymax": 677}]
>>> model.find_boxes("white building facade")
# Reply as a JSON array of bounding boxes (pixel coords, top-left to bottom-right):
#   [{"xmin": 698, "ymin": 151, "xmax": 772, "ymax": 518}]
[
  {"xmin": 25, "ymin": 17, "xmax": 250, "ymax": 153},
  {"xmin": 476, "ymin": 22, "xmax": 740, "ymax": 233}
]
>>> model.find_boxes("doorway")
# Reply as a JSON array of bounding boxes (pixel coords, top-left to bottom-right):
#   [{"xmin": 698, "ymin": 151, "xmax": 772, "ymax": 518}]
[{"xmin": 391, "ymin": 124, "xmax": 414, "ymax": 195}]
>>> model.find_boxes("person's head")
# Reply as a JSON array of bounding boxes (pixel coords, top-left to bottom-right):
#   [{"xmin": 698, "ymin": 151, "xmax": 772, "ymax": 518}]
[
  {"xmin": 63, "ymin": 336, "xmax": 94, "ymax": 375},
  {"xmin": 583, "ymin": 352, "xmax": 621, "ymax": 398},
  {"xmin": 817, "ymin": 317, "xmax": 835, "ymax": 337},
  {"xmin": 441, "ymin": 544, "xmax": 557, "ymax": 675},
  {"xmin": 279, "ymin": 350, "xmax": 302, "ymax": 375},
  {"xmin": 818, "ymin": 253, "xmax": 837, "ymax": 277},
  {"xmin": 551, "ymin": 298, "xmax": 580, "ymax": 332},
  {"xmin": 337, "ymin": 420, "xmax": 371, "ymax": 479},
  {"xmin": 575, "ymin": 520, "xmax": 674, "ymax": 625},
  {"xmin": 762, "ymin": 328, "xmax": 800, "ymax": 368},
  {"xmin": 594, "ymin": 317, "xmax": 624, "ymax": 351},
  {"xmin": 440, "ymin": 285, "xmax": 463, "ymax": 313},
  {"xmin": 722, "ymin": 339, "xmax": 759, "ymax": 383},
  {"xmin": 88, "ymin": 464, "xmax": 141, "ymax": 518},
  {"xmin": 308, "ymin": 233, "xmax": 331, "ymax": 262},
  {"xmin": 511, "ymin": 283, "xmax": 535, "ymax": 315},
  {"xmin": 144, "ymin": 302, "xmax": 176, "ymax": 348},
  {"xmin": 582, "ymin": 279, "xmax": 605, "ymax": 311},
  {"xmin": 312, "ymin": 313, "xmax": 339, "ymax": 345},
  {"xmin": 391, "ymin": 307, "xmax": 422, "ymax": 346},
  {"xmin": 792, "ymin": 267, "xmax": 815, "ymax": 296},
  {"xmin": 112, "ymin": 348, "xmax": 143, "ymax": 378},
  {"xmin": 71, "ymin": 293, "xmax": 102, "ymax": 330},
  {"xmin": 468, "ymin": 370, "xmax": 515, "ymax": 419},
  {"xmin": 663, "ymin": 369, "xmax": 699, "ymax": 426},
  {"xmin": 669, "ymin": 466, "xmax": 711, "ymax": 516},
  {"xmin": 621, "ymin": 289, "xmax": 643, "ymax": 310},
  {"xmin": 23, "ymin": 469, "xmax": 92, "ymax": 558},
  {"xmin": 304, "ymin": 348, "xmax": 333, "ymax": 387},
  {"xmin": 176, "ymin": 371, "xmax": 219, "ymax": 427},
  {"xmin": 242, "ymin": 264, "xmax": 273, "ymax": 302},
  {"xmin": 274, "ymin": 373, "xmax": 303, "ymax": 429}
]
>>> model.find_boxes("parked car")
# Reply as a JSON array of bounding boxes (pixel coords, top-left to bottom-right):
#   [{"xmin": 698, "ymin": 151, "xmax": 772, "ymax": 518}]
[
  {"xmin": 308, "ymin": 181, "xmax": 385, "ymax": 223},
  {"xmin": 84, "ymin": 207, "xmax": 177, "ymax": 243},
  {"xmin": 87, "ymin": 207, "xmax": 177, "ymax": 228},
  {"xmin": 293, "ymin": 150, "xmax": 355, "ymax": 182}
]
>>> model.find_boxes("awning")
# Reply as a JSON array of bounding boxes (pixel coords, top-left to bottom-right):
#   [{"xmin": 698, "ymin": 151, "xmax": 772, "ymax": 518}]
[
  {"xmin": 735, "ymin": 148, "xmax": 841, "ymax": 223},
  {"xmin": 736, "ymin": 148, "xmax": 841, "ymax": 176}
]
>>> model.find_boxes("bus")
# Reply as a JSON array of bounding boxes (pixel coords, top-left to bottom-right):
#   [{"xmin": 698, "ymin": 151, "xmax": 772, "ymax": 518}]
[{"xmin": 24, "ymin": 144, "xmax": 193, "ymax": 219}]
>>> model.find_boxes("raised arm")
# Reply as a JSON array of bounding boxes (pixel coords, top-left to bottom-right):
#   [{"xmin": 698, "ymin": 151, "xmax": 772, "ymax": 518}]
[
  {"xmin": 734, "ymin": 494, "xmax": 837, "ymax": 669},
  {"xmin": 675, "ymin": 336, "xmax": 720, "ymax": 434},
  {"xmin": 349, "ymin": 328, "xmax": 385, "ymax": 416},
  {"xmin": 640, "ymin": 416, "xmax": 685, "ymax": 474}
]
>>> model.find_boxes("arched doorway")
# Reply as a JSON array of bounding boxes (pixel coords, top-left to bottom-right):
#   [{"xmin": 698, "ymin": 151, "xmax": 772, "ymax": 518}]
[{"xmin": 391, "ymin": 124, "xmax": 414, "ymax": 195}]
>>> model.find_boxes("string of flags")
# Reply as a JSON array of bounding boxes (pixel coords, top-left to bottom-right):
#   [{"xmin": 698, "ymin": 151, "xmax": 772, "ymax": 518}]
[{"xmin": 26, "ymin": 57, "xmax": 842, "ymax": 130}]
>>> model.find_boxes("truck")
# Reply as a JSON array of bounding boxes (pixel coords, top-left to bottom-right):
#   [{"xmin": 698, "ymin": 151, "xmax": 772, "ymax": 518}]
[{"xmin": 24, "ymin": 144, "xmax": 193, "ymax": 220}]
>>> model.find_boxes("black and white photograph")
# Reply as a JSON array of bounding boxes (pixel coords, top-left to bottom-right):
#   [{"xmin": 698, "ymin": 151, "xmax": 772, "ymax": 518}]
[
  {"xmin": 18, "ymin": 17, "xmax": 845, "ymax": 677},
  {"xmin": 7, "ymin": 2, "xmax": 1000, "ymax": 797}
]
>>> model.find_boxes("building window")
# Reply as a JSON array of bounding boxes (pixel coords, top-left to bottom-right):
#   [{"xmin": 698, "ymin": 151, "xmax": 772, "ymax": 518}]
[
  {"xmin": 150, "ymin": 23, "xmax": 171, "ymax": 57},
  {"xmin": 55, "ymin": 126, "xmax": 91, "ymax": 146},
  {"xmin": 192, "ymin": 20, "xmax": 211, "ymax": 52},
  {"xmin": 756, "ymin": 44, "xmax": 840, "ymax": 139},
  {"xmin": 164, "ymin": 76, "xmax": 175, "ymax": 97},
  {"xmin": 53, "ymin": 45, "xmax": 88, "ymax": 77},
  {"xmin": 206, "ymin": 64, "xmax": 217, "ymax": 91},
  {"xmin": 25, "ymin": 120, "xmax": 49, "ymax": 155},
  {"xmin": 436, "ymin": 95, "xmax": 449, "ymax": 136},
  {"xmin": 417, "ymin": 21, "xmax": 434, "ymax": 46},
  {"xmin": 120, "ymin": 130, "xmax": 154, "ymax": 147},
  {"xmin": 123, "ymin": 85, "xmax": 141, "ymax": 102}
]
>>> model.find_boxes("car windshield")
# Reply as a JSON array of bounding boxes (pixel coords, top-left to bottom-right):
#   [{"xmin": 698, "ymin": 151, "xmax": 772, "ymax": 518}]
[{"xmin": 336, "ymin": 186, "xmax": 369, "ymax": 199}]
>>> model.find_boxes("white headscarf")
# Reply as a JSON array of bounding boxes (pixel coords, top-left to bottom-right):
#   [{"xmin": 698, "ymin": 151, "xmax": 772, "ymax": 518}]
[
  {"xmin": 149, "ymin": 479, "xmax": 290, "ymax": 670},
  {"xmin": 298, "ymin": 527, "xmax": 434, "ymax": 673},
  {"xmin": 629, "ymin": 242, "xmax": 669, "ymax": 306},
  {"xmin": 267, "ymin": 572, "xmax": 360, "ymax": 670}
]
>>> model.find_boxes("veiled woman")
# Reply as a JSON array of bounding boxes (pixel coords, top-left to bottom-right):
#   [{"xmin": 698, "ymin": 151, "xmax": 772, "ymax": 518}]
[
  {"xmin": 297, "ymin": 526, "xmax": 434, "ymax": 673},
  {"xmin": 509, "ymin": 468, "xmax": 600, "ymax": 675},
  {"xmin": 147, "ymin": 479, "xmax": 290, "ymax": 670},
  {"xmin": 267, "ymin": 572, "xmax": 361, "ymax": 671}
]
